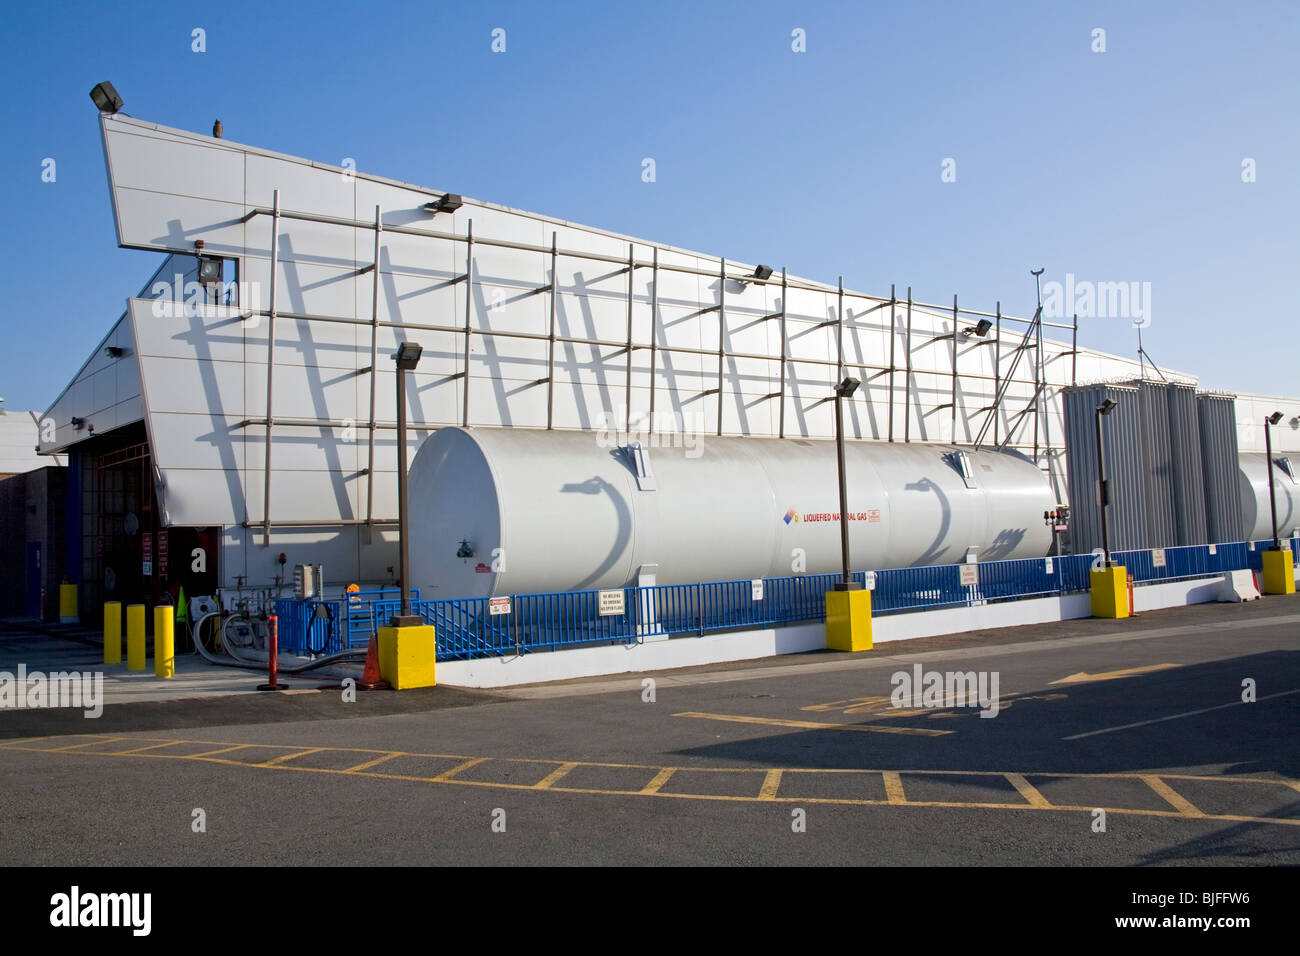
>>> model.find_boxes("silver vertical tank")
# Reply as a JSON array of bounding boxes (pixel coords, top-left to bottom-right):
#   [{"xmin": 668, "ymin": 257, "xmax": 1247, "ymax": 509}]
[
  {"xmin": 407, "ymin": 428, "xmax": 1055, "ymax": 598},
  {"xmin": 1239, "ymin": 452, "xmax": 1299, "ymax": 542}
]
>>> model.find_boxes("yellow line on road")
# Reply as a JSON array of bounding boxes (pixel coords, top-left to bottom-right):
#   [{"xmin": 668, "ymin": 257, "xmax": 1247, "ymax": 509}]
[
  {"xmin": 640, "ymin": 768, "xmax": 675, "ymax": 794},
  {"xmin": 258, "ymin": 748, "xmax": 324, "ymax": 767},
  {"xmin": 110, "ymin": 740, "xmax": 185, "ymax": 755},
  {"xmin": 342, "ymin": 752, "xmax": 403, "ymax": 773},
  {"xmin": 675, "ymin": 711, "xmax": 952, "ymax": 737},
  {"xmin": 882, "ymin": 771, "xmax": 907, "ymax": 805},
  {"xmin": 1140, "ymin": 775, "xmax": 1204, "ymax": 817},
  {"xmin": 535, "ymin": 762, "xmax": 580, "ymax": 790},
  {"xmin": 758, "ymin": 770, "xmax": 783, "ymax": 800},
  {"xmin": 1005, "ymin": 773, "xmax": 1053, "ymax": 809},
  {"xmin": 45, "ymin": 737, "xmax": 128, "ymax": 752},
  {"xmin": 1050, "ymin": 663, "xmax": 1180, "ymax": 685},
  {"xmin": 187, "ymin": 744, "xmax": 252, "ymax": 758},
  {"xmin": 429, "ymin": 757, "xmax": 489, "ymax": 782}
]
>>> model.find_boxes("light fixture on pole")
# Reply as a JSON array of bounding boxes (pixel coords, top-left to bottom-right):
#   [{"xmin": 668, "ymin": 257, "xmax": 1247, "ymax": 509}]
[
  {"xmin": 89, "ymin": 81, "xmax": 123, "ymax": 114},
  {"xmin": 833, "ymin": 376, "xmax": 862, "ymax": 590},
  {"xmin": 962, "ymin": 318, "xmax": 993, "ymax": 337},
  {"xmin": 391, "ymin": 342, "xmax": 424, "ymax": 625},
  {"xmin": 1095, "ymin": 398, "xmax": 1118, "ymax": 565},
  {"xmin": 1265, "ymin": 410, "xmax": 1283, "ymax": 550}
]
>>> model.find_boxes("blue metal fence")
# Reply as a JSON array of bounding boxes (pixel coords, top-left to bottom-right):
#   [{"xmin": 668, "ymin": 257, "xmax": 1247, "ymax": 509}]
[{"xmin": 270, "ymin": 537, "xmax": 1288, "ymax": 662}]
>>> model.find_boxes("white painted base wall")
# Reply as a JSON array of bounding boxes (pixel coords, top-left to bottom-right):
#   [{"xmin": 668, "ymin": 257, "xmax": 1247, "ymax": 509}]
[{"xmin": 434, "ymin": 575, "xmax": 1257, "ymax": 689}]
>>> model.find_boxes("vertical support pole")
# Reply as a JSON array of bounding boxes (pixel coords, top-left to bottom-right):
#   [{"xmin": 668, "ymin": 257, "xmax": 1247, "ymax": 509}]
[
  {"xmin": 546, "ymin": 232, "xmax": 558, "ymax": 430},
  {"xmin": 625, "ymin": 244, "xmax": 634, "ymax": 431},
  {"xmin": 261, "ymin": 190, "xmax": 281, "ymax": 547},
  {"xmin": 365, "ymin": 204, "xmax": 381, "ymax": 535},
  {"xmin": 648, "ymin": 247, "xmax": 660, "ymax": 436},
  {"xmin": 904, "ymin": 287, "xmax": 913, "ymax": 443},
  {"xmin": 1071, "ymin": 311, "xmax": 1078, "ymax": 386},
  {"xmin": 1033, "ymin": 308, "xmax": 1041, "ymax": 464},
  {"xmin": 836, "ymin": 276, "xmax": 845, "ymax": 382},
  {"xmin": 993, "ymin": 302, "xmax": 1002, "ymax": 447},
  {"xmin": 462, "ymin": 220, "xmax": 474, "ymax": 427},
  {"xmin": 716, "ymin": 257, "xmax": 726, "ymax": 437},
  {"xmin": 887, "ymin": 284, "xmax": 896, "ymax": 442},
  {"xmin": 396, "ymin": 363, "xmax": 411, "ymax": 617},
  {"xmin": 778, "ymin": 268, "xmax": 788, "ymax": 439},
  {"xmin": 950, "ymin": 293, "xmax": 959, "ymax": 443}
]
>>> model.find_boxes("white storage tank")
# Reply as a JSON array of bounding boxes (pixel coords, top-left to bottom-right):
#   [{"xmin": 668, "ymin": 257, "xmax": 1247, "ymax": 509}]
[
  {"xmin": 1239, "ymin": 452, "xmax": 1299, "ymax": 542},
  {"xmin": 408, "ymin": 428, "xmax": 1054, "ymax": 599}
]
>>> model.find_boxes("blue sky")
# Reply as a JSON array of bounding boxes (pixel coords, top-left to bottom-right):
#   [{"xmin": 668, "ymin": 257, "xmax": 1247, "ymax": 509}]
[{"xmin": 1, "ymin": 0, "xmax": 1296, "ymax": 410}]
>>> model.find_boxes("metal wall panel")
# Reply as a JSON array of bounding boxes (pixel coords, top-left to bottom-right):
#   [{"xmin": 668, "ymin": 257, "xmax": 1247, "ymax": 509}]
[
  {"xmin": 1061, "ymin": 383, "xmax": 1146, "ymax": 554},
  {"xmin": 1199, "ymin": 393, "xmax": 1244, "ymax": 543},
  {"xmin": 1167, "ymin": 383, "xmax": 1208, "ymax": 545},
  {"xmin": 1136, "ymin": 381, "xmax": 1177, "ymax": 547}
]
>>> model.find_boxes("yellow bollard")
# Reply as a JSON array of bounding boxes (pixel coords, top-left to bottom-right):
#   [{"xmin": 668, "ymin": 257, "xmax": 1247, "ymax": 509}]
[
  {"xmin": 104, "ymin": 602, "xmax": 122, "ymax": 664},
  {"xmin": 126, "ymin": 604, "xmax": 146, "ymax": 671},
  {"xmin": 59, "ymin": 583, "xmax": 79, "ymax": 624},
  {"xmin": 154, "ymin": 605, "xmax": 174, "ymax": 678}
]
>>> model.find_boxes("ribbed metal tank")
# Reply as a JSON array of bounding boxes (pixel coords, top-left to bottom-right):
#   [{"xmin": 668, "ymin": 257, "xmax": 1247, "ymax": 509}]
[
  {"xmin": 1239, "ymin": 452, "xmax": 1299, "ymax": 542},
  {"xmin": 1198, "ymin": 393, "xmax": 1244, "ymax": 543},
  {"xmin": 1136, "ymin": 381, "xmax": 1177, "ymax": 547},
  {"xmin": 1061, "ymin": 383, "xmax": 1147, "ymax": 554},
  {"xmin": 1167, "ymin": 383, "xmax": 1208, "ymax": 545},
  {"xmin": 408, "ymin": 428, "xmax": 1054, "ymax": 599}
]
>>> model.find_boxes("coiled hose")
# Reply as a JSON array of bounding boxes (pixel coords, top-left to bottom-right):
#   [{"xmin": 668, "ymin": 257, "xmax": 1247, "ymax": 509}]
[{"xmin": 192, "ymin": 610, "xmax": 369, "ymax": 673}]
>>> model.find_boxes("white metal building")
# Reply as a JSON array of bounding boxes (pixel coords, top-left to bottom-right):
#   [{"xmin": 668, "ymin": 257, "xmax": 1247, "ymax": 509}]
[{"xmin": 37, "ymin": 112, "xmax": 1300, "ymax": 606}]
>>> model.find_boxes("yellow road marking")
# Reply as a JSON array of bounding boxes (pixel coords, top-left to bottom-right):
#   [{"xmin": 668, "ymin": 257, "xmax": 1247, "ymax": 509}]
[
  {"xmin": 187, "ymin": 744, "xmax": 251, "ymax": 758},
  {"xmin": 110, "ymin": 739, "xmax": 185, "ymax": 755},
  {"xmin": 1050, "ymin": 664, "xmax": 1179, "ymax": 685},
  {"xmin": 46, "ymin": 737, "xmax": 128, "ymax": 752},
  {"xmin": 1140, "ymin": 775, "xmax": 1204, "ymax": 817},
  {"xmin": 758, "ymin": 770, "xmax": 783, "ymax": 800},
  {"xmin": 882, "ymin": 772, "xmax": 907, "ymax": 804},
  {"xmin": 675, "ymin": 711, "xmax": 952, "ymax": 737},
  {"xmin": 1005, "ymin": 773, "xmax": 1053, "ymax": 809},
  {"xmin": 258, "ymin": 748, "xmax": 324, "ymax": 767},
  {"xmin": 430, "ymin": 757, "xmax": 488, "ymax": 782},
  {"xmin": 535, "ymin": 762, "xmax": 579, "ymax": 790},
  {"xmin": 640, "ymin": 768, "xmax": 675, "ymax": 794},
  {"xmin": 5, "ymin": 735, "xmax": 1297, "ymax": 827},
  {"xmin": 342, "ymin": 752, "xmax": 403, "ymax": 773}
]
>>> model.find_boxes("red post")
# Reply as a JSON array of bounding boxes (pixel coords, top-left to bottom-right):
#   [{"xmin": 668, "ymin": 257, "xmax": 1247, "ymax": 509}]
[
  {"xmin": 257, "ymin": 613, "xmax": 288, "ymax": 690},
  {"xmin": 1127, "ymin": 574, "xmax": 1137, "ymax": 617}
]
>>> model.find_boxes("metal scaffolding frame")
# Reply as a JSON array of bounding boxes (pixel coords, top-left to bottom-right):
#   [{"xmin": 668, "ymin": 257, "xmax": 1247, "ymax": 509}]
[{"xmin": 237, "ymin": 202, "xmax": 1077, "ymax": 531}]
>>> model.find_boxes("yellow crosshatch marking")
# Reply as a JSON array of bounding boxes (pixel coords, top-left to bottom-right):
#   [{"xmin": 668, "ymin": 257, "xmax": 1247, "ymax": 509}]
[
  {"xmin": 674, "ymin": 711, "xmax": 952, "ymax": 737},
  {"xmin": 800, "ymin": 691, "xmax": 1068, "ymax": 719},
  {"xmin": 2, "ymin": 734, "xmax": 1298, "ymax": 828}
]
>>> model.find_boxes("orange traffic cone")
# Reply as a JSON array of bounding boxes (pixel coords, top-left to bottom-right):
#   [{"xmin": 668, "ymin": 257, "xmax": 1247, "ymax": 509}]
[{"xmin": 357, "ymin": 636, "xmax": 389, "ymax": 691}]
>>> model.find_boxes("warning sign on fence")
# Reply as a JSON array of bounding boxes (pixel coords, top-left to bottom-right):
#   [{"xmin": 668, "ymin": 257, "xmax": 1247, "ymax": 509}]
[
  {"xmin": 959, "ymin": 563, "xmax": 979, "ymax": 587},
  {"xmin": 598, "ymin": 589, "xmax": 625, "ymax": 616},
  {"xmin": 488, "ymin": 596, "xmax": 511, "ymax": 616}
]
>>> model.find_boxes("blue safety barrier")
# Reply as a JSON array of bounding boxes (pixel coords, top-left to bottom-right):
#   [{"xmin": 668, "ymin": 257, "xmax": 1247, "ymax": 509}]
[{"xmin": 268, "ymin": 539, "xmax": 1275, "ymax": 662}]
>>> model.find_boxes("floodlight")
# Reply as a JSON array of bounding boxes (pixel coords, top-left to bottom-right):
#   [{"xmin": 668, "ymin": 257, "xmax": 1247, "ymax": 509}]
[
  {"xmin": 394, "ymin": 342, "xmax": 423, "ymax": 370},
  {"xmin": 751, "ymin": 265, "xmax": 773, "ymax": 281},
  {"xmin": 1097, "ymin": 399, "xmax": 1118, "ymax": 415},
  {"xmin": 835, "ymin": 376, "xmax": 861, "ymax": 398},
  {"xmin": 89, "ymin": 82, "xmax": 123, "ymax": 114},
  {"xmin": 1266, "ymin": 411, "xmax": 1283, "ymax": 425},
  {"xmin": 424, "ymin": 193, "xmax": 463, "ymax": 214}
]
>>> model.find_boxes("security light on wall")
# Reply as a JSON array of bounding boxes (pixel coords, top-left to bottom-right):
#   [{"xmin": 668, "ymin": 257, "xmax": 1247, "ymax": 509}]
[
  {"xmin": 835, "ymin": 376, "xmax": 861, "ymax": 398},
  {"xmin": 197, "ymin": 256, "xmax": 222, "ymax": 288},
  {"xmin": 424, "ymin": 193, "xmax": 463, "ymax": 215},
  {"xmin": 89, "ymin": 81, "xmax": 123, "ymax": 114},
  {"xmin": 963, "ymin": 318, "xmax": 993, "ymax": 337},
  {"xmin": 750, "ymin": 265, "xmax": 774, "ymax": 281},
  {"xmin": 105, "ymin": 346, "xmax": 125, "ymax": 358}
]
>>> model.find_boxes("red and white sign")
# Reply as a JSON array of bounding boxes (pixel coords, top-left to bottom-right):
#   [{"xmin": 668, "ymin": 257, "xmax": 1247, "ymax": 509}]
[
  {"xmin": 142, "ymin": 533, "xmax": 153, "ymax": 577},
  {"xmin": 475, "ymin": 562, "xmax": 492, "ymax": 574},
  {"xmin": 867, "ymin": 509, "xmax": 881, "ymax": 523},
  {"xmin": 488, "ymin": 596, "xmax": 511, "ymax": 616},
  {"xmin": 157, "ymin": 533, "xmax": 169, "ymax": 576},
  {"xmin": 959, "ymin": 563, "xmax": 979, "ymax": 587}
]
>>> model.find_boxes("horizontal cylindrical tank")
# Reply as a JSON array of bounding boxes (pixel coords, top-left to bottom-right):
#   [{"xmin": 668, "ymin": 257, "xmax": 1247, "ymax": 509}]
[
  {"xmin": 408, "ymin": 428, "xmax": 1054, "ymax": 599},
  {"xmin": 1239, "ymin": 452, "xmax": 1299, "ymax": 542}
]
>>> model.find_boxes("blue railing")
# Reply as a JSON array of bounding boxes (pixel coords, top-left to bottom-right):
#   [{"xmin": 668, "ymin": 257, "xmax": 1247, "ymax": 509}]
[{"xmin": 271, "ymin": 535, "xmax": 1292, "ymax": 662}]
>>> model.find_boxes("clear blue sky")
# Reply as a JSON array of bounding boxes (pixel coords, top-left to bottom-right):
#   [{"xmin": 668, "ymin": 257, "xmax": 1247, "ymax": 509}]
[{"xmin": 2, "ymin": 0, "xmax": 1296, "ymax": 410}]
